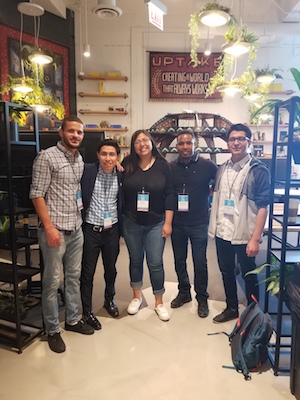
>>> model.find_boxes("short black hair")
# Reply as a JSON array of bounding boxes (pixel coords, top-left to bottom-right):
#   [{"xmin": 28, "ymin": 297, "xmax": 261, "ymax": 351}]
[
  {"xmin": 227, "ymin": 123, "xmax": 252, "ymax": 141},
  {"xmin": 176, "ymin": 130, "xmax": 195, "ymax": 141},
  {"xmin": 61, "ymin": 115, "xmax": 83, "ymax": 130},
  {"xmin": 97, "ymin": 138, "xmax": 120, "ymax": 155}
]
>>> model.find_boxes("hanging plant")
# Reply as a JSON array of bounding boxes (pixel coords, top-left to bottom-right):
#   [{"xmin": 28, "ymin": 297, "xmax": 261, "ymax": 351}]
[
  {"xmin": 254, "ymin": 66, "xmax": 283, "ymax": 80},
  {"xmin": 0, "ymin": 74, "xmax": 65, "ymax": 123},
  {"xmin": 206, "ymin": 23, "xmax": 258, "ymax": 97},
  {"xmin": 188, "ymin": 3, "xmax": 235, "ymax": 67},
  {"xmin": 249, "ymin": 67, "xmax": 300, "ymax": 124}
]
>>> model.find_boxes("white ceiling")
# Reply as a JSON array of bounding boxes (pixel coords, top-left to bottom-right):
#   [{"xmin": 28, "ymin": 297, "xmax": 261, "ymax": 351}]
[{"xmin": 28, "ymin": 0, "xmax": 300, "ymax": 46}]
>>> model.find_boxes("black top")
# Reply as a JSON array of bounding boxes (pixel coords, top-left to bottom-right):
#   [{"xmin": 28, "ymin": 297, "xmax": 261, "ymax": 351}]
[
  {"xmin": 171, "ymin": 154, "xmax": 217, "ymax": 226},
  {"xmin": 122, "ymin": 157, "xmax": 174, "ymax": 226}
]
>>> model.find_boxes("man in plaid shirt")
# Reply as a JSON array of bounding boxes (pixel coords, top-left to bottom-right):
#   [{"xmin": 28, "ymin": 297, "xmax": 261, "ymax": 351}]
[{"xmin": 30, "ymin": 115, "xmax": 94, "ymax": 353}]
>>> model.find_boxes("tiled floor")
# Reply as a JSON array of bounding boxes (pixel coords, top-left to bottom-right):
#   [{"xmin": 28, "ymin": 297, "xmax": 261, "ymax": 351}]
[{"xmin": 0, "ymin": 238, "xmax": 295, "ymax": 400}]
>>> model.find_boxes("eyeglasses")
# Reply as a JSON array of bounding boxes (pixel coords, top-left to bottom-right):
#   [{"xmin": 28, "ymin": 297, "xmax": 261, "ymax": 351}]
[
  {"xmin": 134, "ymin": 138, "xmax": 150, "ymax": 146},
  {"xmin": 227, "ymin": 137, "xmax": 250, "ymax": 143}
]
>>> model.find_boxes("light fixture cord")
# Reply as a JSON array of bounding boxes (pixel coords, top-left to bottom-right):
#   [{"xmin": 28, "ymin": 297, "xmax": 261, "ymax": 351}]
[
  {"xmin": 33, "ymin": 15, "xmax": 41, "ymax": 49},
  {"xmin": 85, "ymin": 0, "xmax": 88, "ymax": 45},
  {"xmin": 79, "ymin": 0, "xmax": 83, "ymax": 71},
  {"xmin": 19, "ymin": 11, "xmax": 25, "ymax": 78}
]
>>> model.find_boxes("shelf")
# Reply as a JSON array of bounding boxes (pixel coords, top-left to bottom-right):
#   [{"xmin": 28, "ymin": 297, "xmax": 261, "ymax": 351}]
[
  {"xmin": 248, "ymin": 124, "xmax": 289, "ymax": 128},
  {"xmin": 270, "ymin": 90, "xmax": 295, "ymax": 95},
  {"xmin": 79, "ymin": 110, "xmax": 128, "ymax": 115},
  {"xmin": 78, "ymin": 92, "xmax": 128, "ymax": 98},
  {"xmin": 0, "ymin": 263, "xmax": 40, "ymax": 284},
  {"xmin": 78, "ymin": 74, "xmax": 128, "ymax": 81},
  {"xmin": 271, "ymin": 250, "xmax": 300, "ymax": 264},
  {"xmin": 84, "ymin": 127, "xmax": 128, "ymax": 132},
  {"xmin": 0, "ymin": 237, "xmax": 38, "ymax": 251},
  {"xmin": 252, "ymin": 141, "xmax": 273, "ymax": 144}
]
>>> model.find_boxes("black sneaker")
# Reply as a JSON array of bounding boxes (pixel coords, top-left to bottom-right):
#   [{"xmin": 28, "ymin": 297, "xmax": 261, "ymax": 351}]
[
  {"xmin": 213, "ymin": 308, "xmax": 239, "ymax": 323},
  {"xmin": 48, "ymin": 332, "xmax": 66, "ymax": 353},
  {"xmin": 198, "ymin": 300, "xmax": 209, "ymax": 318},
  {"xmin": 65, "ymin": 320, "xmax": 94, "ymax": 334},
  {"xmin": 83, "ymin": 312, "xmax": 102, "ymax": 330},
  {"xmin": 170, "ymin": 293, "xmax": 192, "ymax": 308}
]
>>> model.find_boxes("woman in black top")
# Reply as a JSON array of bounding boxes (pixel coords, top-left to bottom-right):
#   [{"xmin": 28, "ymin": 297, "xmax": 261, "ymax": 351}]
[{"xmin": 122, "ymin": 130, "xmax": 174, "ymax": 321}]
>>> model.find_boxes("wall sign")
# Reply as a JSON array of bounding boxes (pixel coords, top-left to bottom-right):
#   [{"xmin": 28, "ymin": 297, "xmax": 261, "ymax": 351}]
[{"xmin": 149, "ymin": 51, "xmax": 222, "ymax": 102}]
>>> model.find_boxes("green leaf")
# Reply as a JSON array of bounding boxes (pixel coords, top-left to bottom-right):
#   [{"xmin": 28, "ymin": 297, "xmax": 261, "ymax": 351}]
[{"xmin": 290, "ymin": 68, "xmax": 300, "ymax": 91}]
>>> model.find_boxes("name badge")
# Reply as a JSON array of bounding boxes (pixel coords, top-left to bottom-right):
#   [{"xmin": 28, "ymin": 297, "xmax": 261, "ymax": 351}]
[
  {"xmin": 224, "ymin": 198, "xmax": 234, "ymax": 217},
  {"xmin": 76, "ymin": 191, "xmax": 83, "ymax": 211},
  {"xmin": 178, "ymin": 194, "xmax": 189, "ymax": 212},
  {"xmin": 103, "ymin": 211, "xmax": 112, "ymax": 229},
  {"xmin": 137, "ymin": 192, "xmax": 149, "ymax": 212}
]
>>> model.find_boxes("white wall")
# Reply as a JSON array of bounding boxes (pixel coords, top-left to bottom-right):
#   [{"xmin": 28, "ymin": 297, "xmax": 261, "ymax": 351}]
[{"xmin": 75, "ymin": 9, "xmax": 300, "ymax": 150}]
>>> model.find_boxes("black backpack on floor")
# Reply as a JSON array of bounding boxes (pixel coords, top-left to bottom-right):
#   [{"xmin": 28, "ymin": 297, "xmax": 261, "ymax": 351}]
[{"xmin": 228, "ymin": 300, "xmax": 273, "ymax": 380}]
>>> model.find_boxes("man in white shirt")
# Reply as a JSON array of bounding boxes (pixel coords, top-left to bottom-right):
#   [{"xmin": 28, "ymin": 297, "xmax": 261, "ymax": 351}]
[{"xmin": 208, "ymin": 123, "xmax": 270, "ymax": 323}]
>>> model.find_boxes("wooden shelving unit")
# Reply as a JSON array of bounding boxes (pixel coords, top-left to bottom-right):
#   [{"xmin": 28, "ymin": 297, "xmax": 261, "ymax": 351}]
[
  {"xmin": 84, "ymin": 127, "xmax": 128, "ymax": 132},
  {"xmin": 79, "ymin": 109, "xmax": 128, "ymax": 115},
  {"xmin": 78, "ymin": 92, "xmax": 128, "ymax": 98},
  {"xmin": 77, "ymin": 74, "xmax": 128, "ymax": 81}
]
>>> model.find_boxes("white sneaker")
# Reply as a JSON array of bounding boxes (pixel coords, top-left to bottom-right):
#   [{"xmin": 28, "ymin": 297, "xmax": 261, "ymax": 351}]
[
  {"xmin": 127, "ymin": 298, "xmax": 142, "ymax": 315},
  {"xmin": 155, "ymin": 304, "xmax": 170, "ymax": 321}
]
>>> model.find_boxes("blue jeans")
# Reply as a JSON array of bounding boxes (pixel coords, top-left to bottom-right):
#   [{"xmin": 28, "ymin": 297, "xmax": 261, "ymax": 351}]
[
  {"xmin": 171, "ymin": 224, "xmax": 208, "ymax": 302},
  {"xmin": 38, "ymin": 227, "xmax": 84, "ymax": 335},
  {"xmin": 123, "ymin": 216, "xmax": 165, "ymax": 295}
]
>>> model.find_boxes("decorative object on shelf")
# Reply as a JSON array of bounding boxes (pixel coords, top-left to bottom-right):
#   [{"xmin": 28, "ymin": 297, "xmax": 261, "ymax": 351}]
[
  {"xmin": 188, "ymin": 2, "xmax": 234, "ymax": 66},
  {"xmin": 100, "ymin": 120, "xmax": 109, "ymax": 128}
]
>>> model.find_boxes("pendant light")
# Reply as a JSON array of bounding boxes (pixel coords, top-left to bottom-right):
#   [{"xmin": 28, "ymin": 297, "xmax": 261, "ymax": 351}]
[
  {"xmin": 17, "ymin": 1, "xmax": 53, "ymax": 65},
  {"xmin": 204, "ymin": 28, "xmax": 212, "ymax": 56}
]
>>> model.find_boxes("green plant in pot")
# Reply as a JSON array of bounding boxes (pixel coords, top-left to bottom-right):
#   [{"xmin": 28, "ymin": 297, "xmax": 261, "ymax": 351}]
[
  {"xmin": 255, "ymin": 66, "xmax": 283, "ymax": 83},
  {"xmin": 188, "ymin": 2, "xmax": 235, "ymax": 67},
  {"xmin": 245, "ymin": 262, "xmax": 295, "ymax": 297}
]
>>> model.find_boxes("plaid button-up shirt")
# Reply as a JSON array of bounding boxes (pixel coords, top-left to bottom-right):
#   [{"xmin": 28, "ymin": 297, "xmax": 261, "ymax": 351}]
[{"xmin": 30, "ymin": 141, "xmax": 84, "ymax": 231}]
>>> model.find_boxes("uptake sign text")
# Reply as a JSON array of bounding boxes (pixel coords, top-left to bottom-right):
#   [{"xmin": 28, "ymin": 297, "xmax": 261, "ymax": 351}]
[{"xmin": 149, "ymin": 52, "xmax": 222, "ymax": 102}]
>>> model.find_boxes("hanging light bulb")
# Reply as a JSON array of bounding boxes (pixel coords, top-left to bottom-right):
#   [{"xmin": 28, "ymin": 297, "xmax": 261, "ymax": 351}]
[
  {"xmin": 204, "ymin": 28, "xmax": 211, "ymax": 56},
  {"xmin": 222, "ymin": 41, "xmax": 250, "ymax": 57},
  {"xmin": 199, "ymin": 9, "xmax": 231, "ymax": 27},
  {"xmin": 204, "ymin": 42, "xmax": 212, "ymax": 56},
  {"xmin": 83, "ymin": 44, "xmax": 91, "ymax": 57},
  {"xmin": 29, "ymin": 50, "xmax": 53, "ymax": 64},
  {"xmin": 12, "ymin": 83, "xmax": 33, "ymax": 93}
]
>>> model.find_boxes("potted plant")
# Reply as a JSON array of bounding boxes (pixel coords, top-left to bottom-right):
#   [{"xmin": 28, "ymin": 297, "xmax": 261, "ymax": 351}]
[
  {"xmin": 188, "ymin": 2, "xmax": 235, "ymax": 67},
  {"xmin": 222, "ymin": 23, "xmax": 258, "ymax": 60},
  {"xmin": 255, "ymin": 66, "xmax": 283, "ymax": 83},
  {"xmin": 246, "ymin": 262, "xmax": 294, "ymax": 296}
]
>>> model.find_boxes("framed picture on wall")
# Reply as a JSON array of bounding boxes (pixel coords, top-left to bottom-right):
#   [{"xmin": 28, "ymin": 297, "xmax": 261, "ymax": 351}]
[{"xmin": 0, "ymin": 24, "xmax": 70, "ymax": 117}]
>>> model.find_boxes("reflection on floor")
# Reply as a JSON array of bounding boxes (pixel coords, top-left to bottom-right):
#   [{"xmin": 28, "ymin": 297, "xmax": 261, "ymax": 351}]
[{"xmin": 0, "ymin": 281, "xmax": 294, "ymax": 400}]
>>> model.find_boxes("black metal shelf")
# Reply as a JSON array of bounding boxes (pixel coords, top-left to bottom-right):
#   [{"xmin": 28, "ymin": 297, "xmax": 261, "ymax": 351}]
[
  {"xmin": 0, "ymin": 101, "xmax": 42, "ymax": 353},
  {"xmin": 265, "ymin": 96, "xmax": 300, "ymax": 375}
]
